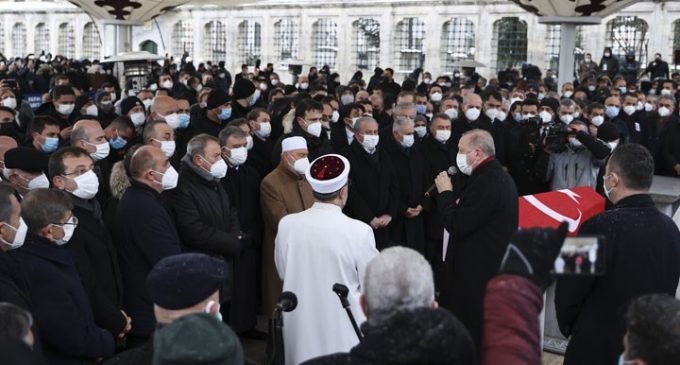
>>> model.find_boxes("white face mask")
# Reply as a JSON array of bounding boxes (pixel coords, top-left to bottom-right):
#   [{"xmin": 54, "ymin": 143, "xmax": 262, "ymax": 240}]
[
  {"xmin": 400, "ymin": 134, "xmax": 414, "ymax": 148},
  {"xmin": 246, "ymin": 135, "xmax": 254, "ymax": 151},
  {"xmin": 496, "ymin": 111, "xmax": 507, "ymax": 121},
  {"xmin": 331, "ymin": 110, "xmax": 340, "ymax": 123},
  {"xmin": 153, "ymin": 139, "xmax": 176, "ymax": 158},
  {"xmin": 430, "ymin": 93, "xmax": 443, "ymax": 102},
  {"xmin": 153, "ymin": 166, "xmax": 178, "ymax": 190},
  {"xmin": 57, "ymin": 103, "xmax": 75, "ymax": 116},
  {"xmin": 445, "ymin": 108, "xmax": 458, "ymax": 120},
  {"xmin": 604, "ymin": 173, "xmax": 616, "ymax": 201},
  {"xmin": 85, "ymin": 105, "xmax": 98, "ymax": 116},
  {"xmin": 293, "ymin": 157, "xmax": 310, "ymax": 175},
  {"xmin": 256, "ymin": 122, "xmax": 272, "ymax": 138},
  {"xmin": 69, "ymin": 170, "xmax": 99, "ymax": 200},
  {"xmin": 305, "ymin": 121, "xmax": 322, "ymax": 137},
  {"xmin": 456, "ymin": 152, "xmax": 473, "ymax": 175},
  {"xmin": 623, "ymin": 105, "xmax": 637, "ymax": 116},
  {"xmin": 658, "ymin": 106, "xmax": 672, "ymax": 118},
  {"xmin": 644, "ymin": 103, "xmax": 654, "ymax": 112},
  {"xmin": 299, "ymin": 82, "xmax": 309, "ymax": 90},
  {"xmin": 414, "ymin": 126, "xmax": 427, "ymax": 138},
  {"xmin": 130, "ymin": 112, "xmax": 146, "ymax": 127},
  {"xmin": 2, "ymin": 97, "xmax": 17, "ymax": 110},
  {"xmin": 435, "ymin": 130, "xmax": 451, "ymax": 143},
  {"xmin": 465, "ymin": 107, "xmax": 481, "ymax": 121},
  {"xmin": 27, "ymin": 173, "xmax": 50, "ymax": 190},
  {"xmin": 361, "ymin": 134, "xmax": 379, "ymax": 153},
  {"xmin": 485, "ymin": 108, "xmax": 499, "ymax": 121},
  {"xmin": 161, "ymin": 113, "xmax": 181, "ymax": 129},
  {"xmin": 608, "ymin": 141, "xmax": 619, "ymax": 151},
  {"xmin": 53, "ymin": 216, "xmax": 77, "ymax": 246},
  {"xmin": 226, "ymin": 147, "xmax": 248, "ymax": 166},
  {"xmin": 560, "ymin": 114, "xmax": 574, "ymax": 124},
  {"xmin": 563, "ymin": 91, "xmax": 573, "ymax": 98},
  {"xmin": 142, "ymin": 99, "xmax": 153, "ymax": 110},
  {"xmin": 591, "ymin": 115, "xmax": 605, "ymax": 126},
  {"xmin": 540, "ymin": 110, "xmax": 553, "ymax": 123},
  {"xmin": 202, "ymin": 157, "xmax": 227, "ymax": 179},
  {"xmin": 1, "ymin": 218, "xmax": 27, "ymax": 250},
  {"xmin": 341, "ymin": 94, "xmax": 354, "ymax": 105},
  {"xmin": 161, "ymin": 80, "xmax": 174, "ymax": 89},
  {"xmin": 85, "ymin": 141, "xmax": 110, "ymax": 161}
]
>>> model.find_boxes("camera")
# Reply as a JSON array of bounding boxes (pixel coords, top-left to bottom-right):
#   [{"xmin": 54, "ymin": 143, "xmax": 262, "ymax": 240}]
[{"xmin": 543, "ymin": 121, "xmax": 570, "ymax": 153}]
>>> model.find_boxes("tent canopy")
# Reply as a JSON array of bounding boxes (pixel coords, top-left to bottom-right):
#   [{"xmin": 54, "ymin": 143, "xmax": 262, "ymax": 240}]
[
  {"xmin": 67, "ymin": 0, "xmax": 249, "ymax": 23},
  {"xmin": 509, "ymin": 0, "xmax": 642, "ymax": 17}
]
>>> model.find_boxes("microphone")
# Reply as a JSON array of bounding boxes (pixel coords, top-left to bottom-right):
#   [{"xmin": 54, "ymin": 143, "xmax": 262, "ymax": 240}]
[
  {"xmin": 424, "ymin": 166, "xmax": 458, "ymax": 198},
  {"xmin": 332, "ymin": 283, "xmax": 350, "ymax": 308},
  {"xmin": 276, "ymin": 291, "xmax": 298, "ymax": 312}
]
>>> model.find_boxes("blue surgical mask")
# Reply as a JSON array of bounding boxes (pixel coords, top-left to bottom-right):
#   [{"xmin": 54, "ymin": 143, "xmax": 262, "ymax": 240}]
[
  {"xmin": 178, "ymin": 113, "xmax": 190, "ymax": 129},
  {"xmin": 606, "ymin": 106, "xmax": 620, "ymax": 118},
  {"xmin": 41, "ymin": 136, "xmax": 59, "ymax": 153},
  {"xmin": 219, "ymin": 107, "xmax": 232, "ymax": 121},
  {"xmin": 415, "ymin": 104, "xmax": 427, "ymax": 115},
  {"xmin": 109, "ymin": 136, "xmax": 127, "ymax": 150}
]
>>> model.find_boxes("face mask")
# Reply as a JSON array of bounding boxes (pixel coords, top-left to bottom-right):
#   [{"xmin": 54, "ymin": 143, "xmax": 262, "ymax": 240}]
[
  {"xmin": 588, "ymin": 85, "xmax": 597, "ymax": 92},
  {"xmin": 127, "ymin": 89, "xmax": 136, "ymax": 97},
  {"xmin": 485, "ymin": 108, "xmax": 498, "ymax": 120},
  {"xmin": 69, "ymin": 170, "xmax": 99, "ymax": 200},
  {"xmin": 162, "ymin": 113, "xmax": 181, "ymax": 129},
  {"xmin": 0, "ymin": 218, "xmax": 27, "ymax": 249},
  {"xmin": 465, "ymin": 108, "xmax": 480, "ymax": 121},
  {"xmin": 606, "ymin": 106, "xmax": 620, "ymax": 118},
  {"xmin": 591, "ymin": 115, "xmax": 605, "ymax": 126},
  {"xmin": 256, "ymin": 122, "xmax": 272, "ymax": 138},
  {"xmin": 218, "ymin": 107, "xmax": 232, "ymax": 121},
  {"xmin": 522, "ymin": 113, "xmax": 536, "ymax": 120},
  {"xmin": 456, "ymin": 152, "xmax": 473, "ymax": 175},
  {"xmin": 604, "ymin": 174, "xmax": 615, "ymax": 201},
  {"xmin": 57, "ymin": 103, "xmax": 75, "ymax": 116},
  {"xmin": 109, "ymin": 136, "xmax": 127, "ymax": 150},
  {"xmin": 2, "ymin": 97, "xmax": 17, "ymax": 110},
  {"xmin": 341, "ymin": 94, "xmax": 354, "ymax": 105},
  {"xmin": 415, "ymin": 104, "xmax": 427, "ymax": 115},
  {"xmin": 423, "ymin": 78, "xmax": 432, "ymax": 84},
  {"xmin": 161, "ymin": 80, "xmax": 173, "ymax": 89},
  {"xmin": 425, "ymin": 113, "xmax": 433, "ymax": 120},
  {"xmin": 636, "ymin": 102, "xmax": 644, "ymax": 111},
  {"xmin": 246, "ymin": 135, "xmax": 254, "ymax": 151},
  {"xmin": 400, "ymin": 134, "xmax": 414, "ymax": 148},
  {"xmin": 445, "ymin": 108, "xmax": 458, "ymax": 120},
  {"xmin": 271, "ymin": 79, "xmax": 279, "ymax": 86},
  {"xmin": 153, "ymin": 166, "xmax": 178, "ymax": 190},
  {"xmin": 496, "ymin": 111, "xmax": 507, "ymax": 121},
  {"xmin": 130, "ymin": 112, "xmax": 146, "ymax": 127},
  {"xmin": 619, "ymin": 87, "xmax": 627, "ymax": 94},
  {"xmin": 538, "ymin": 93, "xmax": 546, "ymax": 100},
  {"xmin": 85, "ymin": 104, "xmax": 98, "ymax": 116},
  {"xmin": 149, "ymin": 83, "xmax": 158, "ymax": 92},
  {"xmin": 142, "ymin": 99, "xmax": 153, "ymax": 110},
  {"xmin": 574, "ymin": 111, "xmax": 581, "ymax": 119},
  {"xmin": 540, "ymin": 110, "xmax": 553, "ymax": 123},
  {"xmin": 153, "ymin": 139, "xmax": 176, "ymax": 158},
  {"xmin": 414, "ymin": 126, "xmax": 427, "ymax": 138},
  {"xmin": 293, "ymin": 157, "xmax": 310, "ymax": 175},
  {"xmin": 430, "ymin": 93, "xmax": 443, "ymax": 102},
  {"xmin": 41, "ymin": 136, "xmax": 59, "ymax": 153},
  {"xmin": 85, "ymin": 141, "xmax": 110, "ymax": 161},
  {"xmin": 177, "ymin": 114, "xmax": 190, "ymax": 129},
  {"xmin": 361, "ymin": 134, "xmax": 379, "ymax": 152},
  {"xmin": 623, "ymin": 105, "xmax": 636, "ymax": 116},
  {"xmin": 53, "ymin": 217, "xmax": 77, "ymax": 246},
  {"xmin": 605, "ymin": 52, "xmax": 611, "ymax": 57},
  {"xmin": 299, "ymin": 82, "xmax": 309, "ymax": 90},
  {"xmin": 27, "ymin": 173, "xmax": 50, "ymax": 190},
  {"xmin": 201, "ymin": 156, "xmax": 228, "ymax": 179},
  {"xmin": 661, "ymin": 89, "xmax": 672, "ymax": 96},
  {"xmin": 331, "ymin": 110, "xmax": 340, "ymax": 123},
  {"xmin": 513, "ymin": 113, "xmax": 522, "ymax": 122},
  {"xmin": 435, "ymin": 130, "xmax": 451, "ymax": 143},
  {"xmin": 305, "ymin": 121, "xmax": 322, "ymax": 137},
  {"xmin": 560, "ymin": 114, "xmax": 574, "ymax": 124},
  {"xmin": 569, "ymin": 137, "xmax": 582, "ymax": 148},
  {"xmin": 658, "ymin": 106, "xmax": 672, "ymax": 118},
  {"xmin": 349, "ymin": 117, "xmax": 360, "ymax": 129},
  {"xmin": 644, "ymin": 103, "xmax": 654, "ymax": 112},
  {"xmin": 563, "ymin": 91, "xmax": 573, "ymax": 98},
  {"xmin": 608, "ymin": 141, "xmax": 619, "ymax": 151},
  {"xmin": 226, "ymin": 147, "xmax": 248, "ymax": 166}
]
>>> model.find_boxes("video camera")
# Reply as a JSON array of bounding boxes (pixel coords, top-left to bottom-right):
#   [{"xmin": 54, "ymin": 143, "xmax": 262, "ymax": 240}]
[{"xmin": 543, "ymin": 121, "xmax": 570, "ymax": 153}]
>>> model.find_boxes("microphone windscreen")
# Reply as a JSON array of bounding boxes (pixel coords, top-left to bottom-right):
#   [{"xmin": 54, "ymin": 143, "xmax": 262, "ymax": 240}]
[{"xmin": 448, "ymin": 165, "xmax": 458, "ymax": 176}]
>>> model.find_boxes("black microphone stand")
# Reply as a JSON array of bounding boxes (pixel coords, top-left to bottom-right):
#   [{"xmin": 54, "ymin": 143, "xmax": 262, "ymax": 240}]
[
  {"xmin": 269, "ymin": 308, "xmax": 285, "ymax": 365},
  {"xmin": 333, "ymin": 283, "xmax": 363, "ymax": 340}
]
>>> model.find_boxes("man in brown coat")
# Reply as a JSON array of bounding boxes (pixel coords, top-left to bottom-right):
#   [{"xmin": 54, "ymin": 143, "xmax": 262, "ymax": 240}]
[{"xmin": 260, "ymin": 136, "xmax": 314, "ymax": 318}]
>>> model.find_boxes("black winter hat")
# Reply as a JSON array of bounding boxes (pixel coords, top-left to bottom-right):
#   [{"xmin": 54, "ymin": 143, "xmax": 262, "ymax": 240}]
[
  {"xmin": 206, "ymin": 89, "xmax": 230, "ymax": 110},
  {"xmin": 232, "ymin": 78, "xmax": 256, "ymax": 100}
]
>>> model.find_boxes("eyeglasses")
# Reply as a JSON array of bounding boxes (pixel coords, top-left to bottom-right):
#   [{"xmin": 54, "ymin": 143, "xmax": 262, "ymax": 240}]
[
  {"xmin": 51, "ymin": 214, "xmax": 78, "ymax": 227},
  {"xmin": 62, "ymin": 166, "xmax": 100, "ymax": 178}
]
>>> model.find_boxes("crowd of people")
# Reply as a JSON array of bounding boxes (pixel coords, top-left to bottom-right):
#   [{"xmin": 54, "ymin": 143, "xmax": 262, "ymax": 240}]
[{"xmin": 0, "ymin": 45, "xmax": 678, "ymax": 365}]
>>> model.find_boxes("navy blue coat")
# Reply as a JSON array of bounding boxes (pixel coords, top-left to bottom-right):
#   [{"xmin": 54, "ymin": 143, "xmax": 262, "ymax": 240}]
[
  {"xmin": 114, "ymin": 181, "xmax": 181, "ymax": 337},
  {"xmin": 10, "ymin": 233, "xmax": 114, "ymax": 365}
]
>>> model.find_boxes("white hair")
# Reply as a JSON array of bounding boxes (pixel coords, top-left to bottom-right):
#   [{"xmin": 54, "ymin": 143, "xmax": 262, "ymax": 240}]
[{"xmin": 363, "ymin": 247, "xmax": 434, "ymax": 325}]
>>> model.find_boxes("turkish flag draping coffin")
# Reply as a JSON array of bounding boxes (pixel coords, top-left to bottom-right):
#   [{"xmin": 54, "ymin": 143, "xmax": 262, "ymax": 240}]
[{"xmin": 519, "ymin": 187, "xmax": 605, "ymax": 236}]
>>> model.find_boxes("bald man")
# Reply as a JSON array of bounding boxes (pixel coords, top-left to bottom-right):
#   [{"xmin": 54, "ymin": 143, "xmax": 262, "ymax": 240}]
[
  {"xmin": 71, "ymin": 119, "xmax": 112, "ymax": 205},
  {"xmin": 0, "ymin": 136, "xmax": 18, "ymax": 180},
  {"xmin": 114, "ymin": 145, "xmax": 181, "ymax": 346},
  {"xmin": 149, "ymin": 95, "xmax": 181, "ymax": 130},
  {"xmin": 451, "ymin": 93, "xmax": 493, "ymax": 148}
]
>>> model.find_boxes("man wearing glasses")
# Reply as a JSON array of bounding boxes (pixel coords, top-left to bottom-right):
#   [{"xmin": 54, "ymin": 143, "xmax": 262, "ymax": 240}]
[{"xmin": 48, "ymin": 146, "xmax": 130, "ymax": 350}]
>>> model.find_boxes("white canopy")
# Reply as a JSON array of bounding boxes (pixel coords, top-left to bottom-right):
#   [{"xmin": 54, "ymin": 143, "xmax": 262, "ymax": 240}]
[
  {"xmin": 509, "ymin": 0, "xmax": 642, "ymax": 17},
  {"xmin": 66, "ymin": 0, "xmax": 249, "ymax": 23}
]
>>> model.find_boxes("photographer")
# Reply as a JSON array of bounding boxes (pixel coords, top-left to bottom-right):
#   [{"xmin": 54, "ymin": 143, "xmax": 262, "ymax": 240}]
[
  {"xmin": 505, "ymin": 98, "xmax": 548, "ymax": 194},
  {"xmin": 537, "ymin": 99, "xmax": 611, "ymax": 191}
]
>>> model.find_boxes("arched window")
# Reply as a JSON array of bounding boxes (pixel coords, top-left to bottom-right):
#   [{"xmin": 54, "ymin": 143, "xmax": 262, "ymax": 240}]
[
  {"xmin": 0, "ymin": 24, "xmax": 5, "ymax": 56},
  {"xmin": 140, "ymin": 40, "xmax": 158, "ymax": 55},
  {"xmin": 238, "ymin": 20, "xmax": 261, "ymax": 65},
  {"xmin": 204, "ymin": 21, "xmax": 226, "ymax": 63},
  {"xmin": 274, "ymin": 19, "xmax": 299, "ymax": 61},
  {"xmin": 441, "ymin": 18, "xmax": 475, "ymax": 73},
  {"xmin": 34, "ymin": 23, "xmax": 49, "ymax": 55},
  {"xmin": 12, "ymin": 23, "xmax": 26, "ymax": 57},
  {"xmin": 58, "ymin": 23, "xmax": 75, "ymax": 58},
  {"xmin": 606, "ymin": 16, "xmax": 649, "ymax": 65},
  {"xmin": 172, "ymin": 21, "xmax": 194, "ymax": 59},
  {"xmin": 82, "ymin": 22, "xmax": 101, "ymax": 60},
  {"xmin": 352, "ymin": 18, "xmax": 380, "ymax": 71},
  {"xmin": 545, "ymin": 25, "xmax": 561, "ymax": 72},
  {"xmin": 673, "ymin": 19, "xmax": 680, "ymax": 61},
  {"xmin": 312, "ymin": 19, "xmax": 338, "ymax": 69},
  {"xmin": 492, "ymin": 17, "xmax": 527, "ymax": 72},
  {"xmin": 394, "ymin": 18, "xmax": 425, "ymax": 74}
]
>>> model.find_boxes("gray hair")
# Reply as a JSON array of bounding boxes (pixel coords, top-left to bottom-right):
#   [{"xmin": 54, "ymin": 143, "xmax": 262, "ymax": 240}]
[
  {"xmin": 659, "ymin": 95, "xmax": 676, "ymax": 108},
  {"xmin": 462, "ymin": 129, "xmax": 495, "ymax": 157},
  {"xmin": 186, "ymin": 133, "xmax": 218, "ymax": 157},
  {"xmin": 394, "ymin": 102, "xmax": 416, "ymax": 116},
  {"xmin": 0, "ymin": 302, "xmax": 33, "ymax": 346},
  {"xmin": 21, "ymin": 189, "xmax": 73, "ymax": 235},
  {"xmin": 218, "ymin": 126, "xmax": 247, "ymax": 147},
  {"xmin": 363, "ymin": 247, "xmax": 435, "ymax": 325},
  {"xmin": 70, "ymin": 125, "xmax": 88, "ymax": 145},
  {"xmin": 392, "ymin": 115, "xmax": 415, "ymax": 132},
  {"xmin": 560, "ymin": 98, "xmax": 576, "ymax": 108},
  {"xmin": 353, "ymin": 116, "xmax": 378, "ymax": 133}
]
